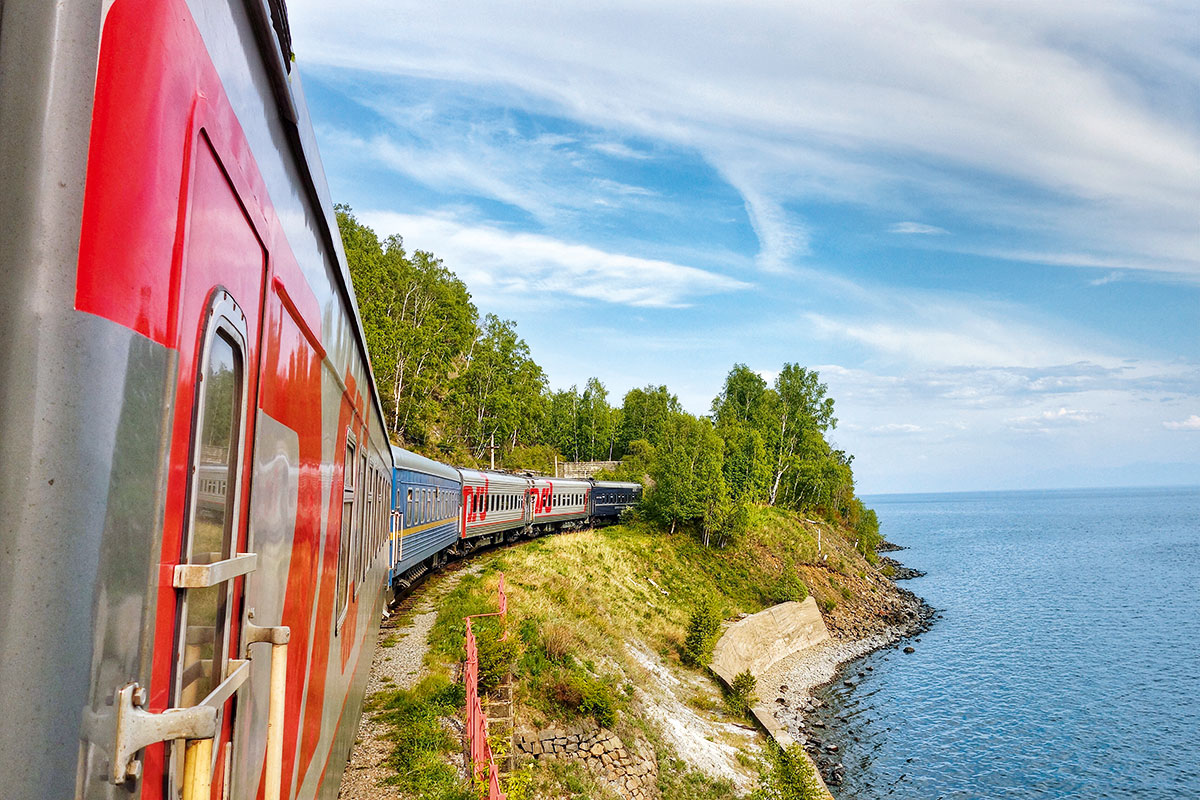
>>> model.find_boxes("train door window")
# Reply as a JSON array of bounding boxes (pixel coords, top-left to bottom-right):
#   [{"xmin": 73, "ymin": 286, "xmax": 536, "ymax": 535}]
[
  {"xmin": 178, "ymin": 325, "xmax": 245, "ymax": 707},
  {"xmin": 336, "ymin": 434, "xmax": 356, "ymax": 629},
  {"xmin": 406, "ymin": 488, "xmax": 413, "ymax": 525}
]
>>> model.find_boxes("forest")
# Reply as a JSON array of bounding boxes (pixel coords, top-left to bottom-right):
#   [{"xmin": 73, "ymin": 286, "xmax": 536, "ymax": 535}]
[{"xmin": 338, "ymin": 206, "xmax": 879, "ymax": 554}]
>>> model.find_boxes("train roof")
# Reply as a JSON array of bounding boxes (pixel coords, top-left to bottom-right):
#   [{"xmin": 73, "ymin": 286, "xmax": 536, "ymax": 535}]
[
  {"xmin": 530, "ymin": 476, "xmax": 592, "ymax": 489},
  {"xmin": 390, "ymin": 445, "xmax": 461, "ymax": 482},
  {"xmin": 591, "ymin": 480, "xmax": 643, "ymax": 489},
  {"xmin": 458, "ymin": 468, "xmax": 530, "ymax": 489}
]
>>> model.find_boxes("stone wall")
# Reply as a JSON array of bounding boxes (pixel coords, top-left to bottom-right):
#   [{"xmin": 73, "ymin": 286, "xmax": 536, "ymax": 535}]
[
  {"xmin": 516, "ymin": 723, "xmax": 658, "ymax": 799},
  {"xmin": 556, "ymin": 460, "xmax": 620, "ymax": 478}
]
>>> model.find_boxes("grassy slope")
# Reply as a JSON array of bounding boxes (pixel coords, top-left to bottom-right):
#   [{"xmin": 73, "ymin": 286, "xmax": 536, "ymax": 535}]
[{"xmin": 397, "ymin": 506, "xmax": 910, "ymax": 799}]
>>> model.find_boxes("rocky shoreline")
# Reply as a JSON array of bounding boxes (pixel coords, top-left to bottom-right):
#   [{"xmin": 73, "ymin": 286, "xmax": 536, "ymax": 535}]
[
  {"xmin": 880, "ymin": 555, "xmax": 926, "ymax": 580},
  {"xmin": 764, "ymin": 549, "xmax": 935, "ymax": 790}
]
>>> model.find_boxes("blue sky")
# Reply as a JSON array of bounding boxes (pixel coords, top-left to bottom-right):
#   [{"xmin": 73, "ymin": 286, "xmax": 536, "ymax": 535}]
[{"xmin": 286, "ymin": 0, "xmax": 1199, "ymax": 494}]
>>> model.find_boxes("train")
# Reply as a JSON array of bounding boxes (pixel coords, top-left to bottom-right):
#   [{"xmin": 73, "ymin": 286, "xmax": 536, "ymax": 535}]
[
  {"xmin": 387, "ymin": 449, "xmax": 641, "ymax": 593},
  {"xmin": 0, "ymin": 1, "xmax": 640, "ymax": 798}
]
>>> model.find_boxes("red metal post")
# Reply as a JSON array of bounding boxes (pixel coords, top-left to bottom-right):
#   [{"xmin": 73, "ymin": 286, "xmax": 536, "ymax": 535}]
[{"xmin": 462, "ymin": 573, "xmax": 508, "ymax": 800}]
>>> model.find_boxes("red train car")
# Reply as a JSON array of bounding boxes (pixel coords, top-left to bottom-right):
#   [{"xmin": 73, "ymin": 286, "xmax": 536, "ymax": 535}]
[{"xmin": 0, "ymin": 1, "xmax": 394, "ymax": 798}]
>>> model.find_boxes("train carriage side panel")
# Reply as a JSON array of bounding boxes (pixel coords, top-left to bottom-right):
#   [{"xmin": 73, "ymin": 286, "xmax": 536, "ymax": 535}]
[
  {"xmin": 0, "ymin": 0, "xmax": 396, "ymax": 798},
  {"xmin": 461, "ymin": 469, "xmax": 530, "ymax": 539},
  {"xmin": 590, "ymin": 480, "xmax": 643, "ymax": 522},
  {"xmin": 529, "ymin": 477, "xmax": 592, "ymax": 527},
  {"xmin": 390, "ymin": 445, "xmax": 462, "ymax": 583}
]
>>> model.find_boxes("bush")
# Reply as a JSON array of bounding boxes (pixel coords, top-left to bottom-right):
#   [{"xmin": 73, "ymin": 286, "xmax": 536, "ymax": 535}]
[
  {"xmin": 474, "ymin": 621, "xmax": 521, "ymax": 692},
  {"xmin": 753, "ymin": 743, "xmax": 825, "ymax": 800},
  {"xmin": 725, "ymin": 669, "xmax": 758, "ymax": 716},
  {"xmin": 683, "ymin": 597, "xmax": 723, "ymax": 668},
  {"xmin": 537, "ymin": 667, "xmax": 617, "ymax": 728},
  {"xmin": 579, "ymin": 677, "xmax": 617, "ymax": 728},
  {"xmin": 770, "ymin": 571, "xmax": 808, "ymax": 604}
]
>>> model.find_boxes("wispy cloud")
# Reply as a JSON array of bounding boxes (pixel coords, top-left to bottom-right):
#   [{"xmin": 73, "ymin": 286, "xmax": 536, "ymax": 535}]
[
  {"xmin": 872, "ymin": 423, "xmax": 924, "ymax": 434},
  {"xmin": 292, "ymin": 0, "xmax": 1200, "ymax": 279},
  {"xmin": 889, "ymin": 222, "xmax": 948, "ymax": 235},
  {"xmin": 1008, "ymin": 407, "xmax": 1101, "ymax": 432},
  {"xmin": 360, "ymin": 210, "xmax": 750, "ymax": 309},
  {"xmin": 590, "ymin": 141, "xmax": 650, "ymax": 160},
  {"xmin": 1163, "ymin": 414, "xmax": 1200, "ymax": 431},
  {"xmin": 1088, "ymin": 271, "xmax": 1126, "ymax": 287}
]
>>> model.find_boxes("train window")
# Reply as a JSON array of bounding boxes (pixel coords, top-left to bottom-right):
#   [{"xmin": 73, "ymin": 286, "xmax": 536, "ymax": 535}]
[
  {"xmin": 179, "ymin": 326, "xmax": 244, "ymax": 707},
  {"xmin": 406, "ymin": 488, "xmax": 413, "ymax": 526},
  {"xmin": 355, "ymin": 449, "xmax": 367, "ymax": 591},
  {"xmin": 336, "ymin": 434, "xmax": 356, "ymax": 628}
]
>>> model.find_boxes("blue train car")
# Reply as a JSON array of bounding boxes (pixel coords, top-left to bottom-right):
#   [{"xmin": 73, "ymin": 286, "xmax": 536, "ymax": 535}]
[
  {"xmin": 590, "ymin": 480, "xmax": 643, "ymax": 523},
  {"xmin": 390, "ymin": 445, "xmax": 463, "ymax": 589}
]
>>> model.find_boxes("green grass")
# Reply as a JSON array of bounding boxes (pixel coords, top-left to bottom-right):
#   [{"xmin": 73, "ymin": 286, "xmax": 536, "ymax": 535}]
[
  {"xmin": 364, "ymin": 674, "xmax": 470, "ymax": 800},
  {"xmin": 409, "ymin": 505, "xmax": 882, "ymax": 798}
]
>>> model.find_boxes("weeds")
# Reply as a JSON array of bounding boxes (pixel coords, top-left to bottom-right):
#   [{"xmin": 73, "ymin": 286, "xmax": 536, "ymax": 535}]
[{"xmin": 366, "ymin": 674, "xmax": 470, "ymax": 800}]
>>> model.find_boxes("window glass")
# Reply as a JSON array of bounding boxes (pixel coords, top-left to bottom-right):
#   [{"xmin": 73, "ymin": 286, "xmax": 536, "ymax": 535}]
[
  {"xmin": 180, "ymin": 331, "xmax": 242, "ymax": 706},
  {"xmin": 336, "ymin": 437, "xmax": 355, "ymax": 625}
]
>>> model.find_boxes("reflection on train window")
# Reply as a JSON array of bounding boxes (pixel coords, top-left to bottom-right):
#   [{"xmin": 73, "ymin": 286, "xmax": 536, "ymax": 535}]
[
  {"xmin": 181, "ymin": 329, "xmax": 242, "ymax": 707},
  {"xmin": 336, "ymin": 435, "xmax": 355, "ymax": 628},
  {"xmin": 406, "ymin": 488, "xmax": 413, "ymax": 524}
]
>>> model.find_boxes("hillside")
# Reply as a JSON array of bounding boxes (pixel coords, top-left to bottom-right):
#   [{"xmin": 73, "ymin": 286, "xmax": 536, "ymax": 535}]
[{"xmin": 346, "ymin": 507, "xmax": 929, "ymax": 800}]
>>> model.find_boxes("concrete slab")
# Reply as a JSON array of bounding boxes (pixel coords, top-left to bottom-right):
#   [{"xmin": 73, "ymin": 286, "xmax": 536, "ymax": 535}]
[{"xmin": 711, "ymin": 597, "xmax": 831, "ymax": 686}]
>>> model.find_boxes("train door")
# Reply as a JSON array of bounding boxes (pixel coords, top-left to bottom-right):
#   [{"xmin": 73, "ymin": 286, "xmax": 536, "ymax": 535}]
[{"xmin": 157, "ymin": 130, "xmax": 268, "ymax": 799}]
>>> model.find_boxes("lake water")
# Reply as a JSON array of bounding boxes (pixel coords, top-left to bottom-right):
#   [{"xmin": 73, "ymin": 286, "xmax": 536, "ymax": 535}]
[{"xmin": 812, "ymin": 486, "xmax": 1200, "ymax": 799}]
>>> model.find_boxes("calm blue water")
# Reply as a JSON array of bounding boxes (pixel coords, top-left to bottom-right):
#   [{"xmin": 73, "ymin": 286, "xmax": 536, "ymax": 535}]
[{"xmin": 813, "ymin": 486, "xmax": 1200, "ymax": 799}]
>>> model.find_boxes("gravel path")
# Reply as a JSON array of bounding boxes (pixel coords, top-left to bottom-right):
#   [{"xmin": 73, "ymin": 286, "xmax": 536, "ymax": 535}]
[{"xmin": 338, "ymin": 568, "xmax": 475, "ymax": 799}]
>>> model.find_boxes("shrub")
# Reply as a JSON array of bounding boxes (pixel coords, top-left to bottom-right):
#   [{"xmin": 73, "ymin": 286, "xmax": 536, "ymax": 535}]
[
  {"xmin": 683, "ymin": 597, "xmax": 723, "ymax": 668},
  {"xmin": 579, "ymin": 678, "xmax": 617, "ymax": 728},
  {"xmin": 474, "ymin": 621, "xmax": 521, "ymax": 692},
  {"xmin": 538, "ymin": 668, "xmax": 617, "ymax": 728},
  {"xmin": 725, "ymin": 669, "xmax": 758, "ymax": 716},
  {"xmin": 753, "ymin": 743, "xmax": 825, "ymax": 800},
  {"xmin": 770, "ymin": 572, "xmax": 808, "ymax": 604}
]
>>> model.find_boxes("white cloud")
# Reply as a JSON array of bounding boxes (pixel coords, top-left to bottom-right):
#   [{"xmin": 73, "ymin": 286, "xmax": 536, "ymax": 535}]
[
  {"xmin": 291, "ymin": 0, "xmax": 1200, "ymax": 279},
  {"xmin": 1163, "ymin": 414, "xmax": 1200, "ymax": 431},
  {"xmin": 889, "ymin": 222, "xmax": 948, "ymax": 235},
  {"xmin": 872, "ymin": 423, "xmax": 924, "ymax": 434},
  {"xmin": 1088, "ymin": 271, "xmax": 1125, "ymax": 286},
  {"xmin": 590, "ymin": 141, "xmax": 650, "ymax": 160},
  {"xmin": 359, "ymin": 210, "xmax": 750, "ymax": 309}
]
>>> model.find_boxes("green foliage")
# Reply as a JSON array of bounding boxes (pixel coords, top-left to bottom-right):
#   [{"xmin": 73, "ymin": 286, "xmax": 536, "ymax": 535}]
[
  {"xmin": 617, "ymin": 385, "xmax": 681, "ymax": 452},
  {"xmin": 516, "ymin": 616, "xmax": 618, "ymax": 728},
  {"xmin": 753, "ymin": 743, "xmax": 825, "ymax": 800},
  {"xmin": 453, "ymin": 313, "xmax": 548, "ymax": 461},
  {"xmin": 725, "ymin": 669, "xmax": 758, "ymax": 717},
  {"xmin": 770, "ymin": 570, "xmax": 808, "ymax": 604},
  {"xmin": 475, "ymin": 621, "xmax": 521, "ymax": 692},
  {"xmin": 501, "ymin": 764, "xmax": 534, "ymax": 800},
  {"xmin": 541, "ymin": 378, "xmax": 619, "ymax": 462},
  {"xmin": 683, "ymin": 597, "xmax": 722, "ymax": 668},
  {"xmin": 658, "ymin": 757, "xmax": 741, "ymax": 800},
  {"xmin": 337, "ymin": 205, "xmax": 477, "ymax": 450},
  {"xmin": 645, "ymin": 411, "xmax": 727, "ymax": 538},
  {"xmin": 367, "ymin": 674, "xmax": 470, "ymax": 800}
]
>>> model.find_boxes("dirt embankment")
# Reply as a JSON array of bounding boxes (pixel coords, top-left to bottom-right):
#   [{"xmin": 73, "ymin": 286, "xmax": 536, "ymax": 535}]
[{"xmin": 341, "ymin": 515, "xmax": 931, "ymax": 800}]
